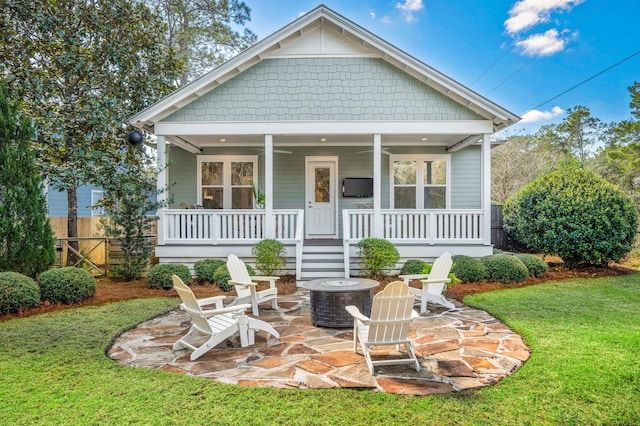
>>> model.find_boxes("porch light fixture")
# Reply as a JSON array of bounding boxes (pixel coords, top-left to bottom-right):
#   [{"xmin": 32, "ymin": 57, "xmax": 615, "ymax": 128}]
[
  {"xmin": 220, "ymin": 138, "xmax": 226, "ymax": 142},
  {"xmin": 421, "ymin": 137, "xmax": 428, "ymax": 141},
  {"xmin": 127, "ymin": 130, "xmax": 144, "ymax": 146},
  {"xmin": 320, "ymin": 138, "xmax": 327, "ymax": 142}
]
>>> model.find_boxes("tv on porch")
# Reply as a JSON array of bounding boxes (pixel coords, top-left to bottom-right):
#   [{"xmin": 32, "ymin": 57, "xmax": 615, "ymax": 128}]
[{"xmin": 342, "ymin": 178, "xmax": 373, "ymax": 198}]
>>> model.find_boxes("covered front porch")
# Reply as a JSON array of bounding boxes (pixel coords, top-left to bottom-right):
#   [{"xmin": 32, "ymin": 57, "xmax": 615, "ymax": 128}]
[{"xmin": 153, "ymin": 127, "xmax": 495, "ymax": 280}]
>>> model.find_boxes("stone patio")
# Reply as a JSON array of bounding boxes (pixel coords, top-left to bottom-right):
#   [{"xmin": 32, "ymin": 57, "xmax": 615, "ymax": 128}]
[{"xmin": 108, "ymin": 289, "xmax": 530, "ymax": 396}]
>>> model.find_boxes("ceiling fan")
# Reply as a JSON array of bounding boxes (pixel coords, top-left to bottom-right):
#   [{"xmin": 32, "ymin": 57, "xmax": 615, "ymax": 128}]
[
  {"xmin": 356, "ymin": 148, "xmax": 393, "ymax": 155},
  {"xmin": 255, "ymin": 148, "xmax": 293, "ymax": 155}
]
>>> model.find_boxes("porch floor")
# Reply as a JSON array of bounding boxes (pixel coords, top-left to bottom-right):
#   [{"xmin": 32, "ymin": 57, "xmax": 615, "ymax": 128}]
[{"xmin": 109, "ymin": 289, "xmax": 529, "ymax": 395}]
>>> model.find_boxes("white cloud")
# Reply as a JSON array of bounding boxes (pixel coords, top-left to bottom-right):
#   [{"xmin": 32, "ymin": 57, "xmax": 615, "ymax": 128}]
[
  {"xmin": 505, "ymin": 0, "xmax": 585, "ymax": 34},
  {"xmin": 380, "ymin": 15, "xmax": 392, "ymax": 25},
  {"xmin": 370, "ymin": 11, "xmax": 376, "ymax": 19},
  {"xmin": 520, "ymin": 106, "xmax": 565, "ymax": 123},
  {"xmin": 396, "ymin": 0, "xmax": 424, "ymax": 23},
  {"xmin": 515, "ymin": 29, "xmax": 567, "ymax": 56}
]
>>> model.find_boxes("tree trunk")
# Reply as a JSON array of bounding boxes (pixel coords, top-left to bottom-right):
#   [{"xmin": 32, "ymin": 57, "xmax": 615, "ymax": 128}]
[{"xmin": 66, "ymin": 187, "xmax": 80, "ymax": 266}]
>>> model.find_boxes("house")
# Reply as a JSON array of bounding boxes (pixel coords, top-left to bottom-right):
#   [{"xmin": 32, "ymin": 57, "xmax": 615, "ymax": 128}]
[{"xmin": 128, "ymin": 5, "xmax": 520, "ymax": 280}]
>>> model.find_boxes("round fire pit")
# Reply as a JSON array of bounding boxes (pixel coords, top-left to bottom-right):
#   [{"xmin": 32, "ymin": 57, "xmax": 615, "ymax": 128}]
[{"xmin": 303, "ymin": 278, "xmax": 379, "ymax": 328}]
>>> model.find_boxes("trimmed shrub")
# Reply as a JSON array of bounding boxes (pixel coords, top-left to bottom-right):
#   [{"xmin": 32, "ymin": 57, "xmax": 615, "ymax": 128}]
[
  {"xmin": 357, "ymin": 238, "xmax": 400, "ymax": 277},
  {"xmin": 252, "ymin": 239, "xmax": 286, "ymax": 275},
  {"xmin": 147, "ymin": 264, "xmax": 191, "ymax": 290},
  {"xmin": 515, "ymin": 254, "xmax": 548, "ymax": 277},
  {"xmin": 504, "ymin": 163, "xmax": 638, "ymax": 268},
  {"xmin": 38, "ymin": 267, "xmax": 96, "ymax": 305},
  {"xmin": 0, "ymin": 271, "xmax": 40, "ymax": 315},
  {"xmin": 451, "ymin": 255, "xmax": 487, "ymax": 283},
  {"xmin": 480, "ymin": 254, "xmax": 529, "ymax": 284},
  {"xmin": 400, "ymin": 259, "xmax": 428, "ymax": 275},
  {"xmin": 193, "ymin": 259, "xmax": 225, "ymax": 283},
  {"xmin": 213, "ymin": 264, "xmax": 255, "ymax": 292}
]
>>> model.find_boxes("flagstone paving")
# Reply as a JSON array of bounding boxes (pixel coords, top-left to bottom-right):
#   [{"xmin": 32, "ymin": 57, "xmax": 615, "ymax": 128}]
[{"xmin": 108, "ymin": 289, "xmax": 530, "ymax": 396}]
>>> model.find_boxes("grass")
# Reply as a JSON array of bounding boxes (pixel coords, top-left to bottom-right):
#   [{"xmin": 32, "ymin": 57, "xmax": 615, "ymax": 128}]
[{"xmin": 1, "ymin": 275, "xmax": 639, "ymax": 425}]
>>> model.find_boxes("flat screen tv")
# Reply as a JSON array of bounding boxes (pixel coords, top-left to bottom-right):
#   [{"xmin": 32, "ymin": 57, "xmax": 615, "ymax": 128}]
[{"xmin": 342, "ymin": 178, "xmax": 373, "ymax": 198}]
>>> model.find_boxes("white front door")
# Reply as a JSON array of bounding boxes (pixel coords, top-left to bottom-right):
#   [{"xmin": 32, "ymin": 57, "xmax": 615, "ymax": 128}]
[{"xmin": 305, "ymin": 157, "xmax": 338, "ymax": 238}]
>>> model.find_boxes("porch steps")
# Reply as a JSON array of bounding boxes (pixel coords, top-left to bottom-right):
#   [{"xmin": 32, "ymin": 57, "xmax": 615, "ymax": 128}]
[{"xmin": 300, "ymin": 241, "xmax": 346, "ymax": 280}]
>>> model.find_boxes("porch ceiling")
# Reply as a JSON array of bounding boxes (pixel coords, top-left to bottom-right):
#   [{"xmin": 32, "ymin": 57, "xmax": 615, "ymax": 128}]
[{"xmin": 170, "ymin": 133, "xmax": 472, "ymax": 150}]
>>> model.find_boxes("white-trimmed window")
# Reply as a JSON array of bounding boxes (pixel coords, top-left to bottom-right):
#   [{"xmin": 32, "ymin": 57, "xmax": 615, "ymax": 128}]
[
  {"xmin": 91, "ymin": 190, "xmax": 105, "ymax": 216},
  {"xmin": 390, "ymin": 155, "xmax": 450, "ymax": 209},
  {"xmin": 197, "ymin": 155, "xmax": 258, "ymax": 209}
]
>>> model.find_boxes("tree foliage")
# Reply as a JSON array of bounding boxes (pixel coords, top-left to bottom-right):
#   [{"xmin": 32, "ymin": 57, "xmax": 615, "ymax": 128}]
[
  {"xmin": 96, "ymin": 143, "xmax": 162, "ymax": 281},
  {"xmin": 492, "ymin": 133, "xmax": 558, "ymax": 204},
  {"xmin": 148, "ymin": 0, "xmax": 257, "ymax": 84},
  {"xmin": 0, "ymin": 0, "xmax": 184, "ymax": 264},
  {"xmin": 0, "ymin": 83, "xmax": 55, "ymax": 277},
  {"xmin": 504, "ymin": 163, "xmax": 638, "ymax": 268}
]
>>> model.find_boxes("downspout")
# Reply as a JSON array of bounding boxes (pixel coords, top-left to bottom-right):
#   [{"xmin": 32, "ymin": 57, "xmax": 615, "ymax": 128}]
[
  {"xmin": 157, "ymin": 135, "xmax": 166, "ymax": 246},
  {"xmin": 482, "ymin": 133, "xmax": 492, "ymax": 246}
]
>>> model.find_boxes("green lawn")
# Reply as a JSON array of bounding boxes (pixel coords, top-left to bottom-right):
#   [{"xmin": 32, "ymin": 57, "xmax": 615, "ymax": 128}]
[{"xmin": 1, "ymin": 274, "xmax": 639, "ymax": 425}]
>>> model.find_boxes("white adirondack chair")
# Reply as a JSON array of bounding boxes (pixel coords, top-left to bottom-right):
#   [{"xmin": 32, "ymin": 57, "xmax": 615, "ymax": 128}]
[
  {"xmin": 172, "ymin": 275, "xmax": 279, "ymax": 360},
  {"xmin": 345, "ymin": 281, "xmax": 420, "ymax": 375},
  {"xmin": 399, "ymin": 252, "xmax": 455, "ymax": 313},
  {"xmin": 226, "ymin": 254, "xmax": 278, "ymax": 316}
]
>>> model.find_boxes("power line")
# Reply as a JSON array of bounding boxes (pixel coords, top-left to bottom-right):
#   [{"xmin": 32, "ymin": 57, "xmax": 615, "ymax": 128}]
[{"xmin": 525, "ymin": 49, "xmax": 640, "ymax": 113}]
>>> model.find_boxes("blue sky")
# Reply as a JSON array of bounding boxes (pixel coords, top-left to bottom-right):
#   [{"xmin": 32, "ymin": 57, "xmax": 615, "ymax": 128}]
[{"xmin": 243, "ymin": 0, "xmax": 640, "ymax": 134}]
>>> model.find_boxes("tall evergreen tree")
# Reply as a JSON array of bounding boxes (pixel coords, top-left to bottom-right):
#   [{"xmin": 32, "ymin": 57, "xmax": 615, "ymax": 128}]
[
  {"xmin": 0, "ymin": 0, "xmax": 184, "ymax": 266},
  {"xmin": 0, "ymin": 84, "xmax": 55, "ymax": 277}
]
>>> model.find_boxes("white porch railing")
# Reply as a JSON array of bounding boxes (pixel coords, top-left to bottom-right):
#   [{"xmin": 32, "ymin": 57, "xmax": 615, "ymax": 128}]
[
  {"xmin": 343, "ymin": 208, "xmax": 485, "ymax": 278},
  {"xmin": 161, "ymin": 209, "xmax": 305, "ymax": 278},
  {"xmin": 163, "ymin": 209, "xmax": 304, "ymax": 244},
  {"xmin": 344, "ymin": 209, "xmax": 484, "ymax": 242}
]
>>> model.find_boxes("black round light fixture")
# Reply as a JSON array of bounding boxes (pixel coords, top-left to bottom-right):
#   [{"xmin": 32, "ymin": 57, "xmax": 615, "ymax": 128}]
[{"xmin": 127, "ymin": 130, "xmax": 144, "ymax": 146}]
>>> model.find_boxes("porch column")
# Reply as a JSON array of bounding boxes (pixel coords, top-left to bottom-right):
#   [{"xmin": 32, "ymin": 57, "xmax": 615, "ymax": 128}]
[
  {"xmin": 264, "ymin": 134, "xmax": 275, "ymax": 238},
  {"xmin": 156, "ymin": 135, "xmax": 166, "ymax": 245},
  {"xmin": 482, "ymin": 133, "xmax": 491, "ymax": 245},
  {"xmin": 373, "ymin": 134, "xmax": 383, "ymax": 238}
]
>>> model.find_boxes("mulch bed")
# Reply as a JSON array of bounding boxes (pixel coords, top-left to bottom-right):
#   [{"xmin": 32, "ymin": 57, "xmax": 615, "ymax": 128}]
[{"xmin": 2, "ymin": 263, "xmax": 636, "ymax": 322}]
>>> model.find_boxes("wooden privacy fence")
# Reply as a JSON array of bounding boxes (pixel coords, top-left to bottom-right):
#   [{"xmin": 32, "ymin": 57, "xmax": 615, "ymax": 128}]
[
  {"xmin": 51, "ymin": 217, "xmax": 158, "ymax": 277},
  {"xmin": 491, "ymin": 205, "xmax": 511, "ymax": 251},
  {"xmin": 55, "ymin": 236, "xmax": 158, "ymax": 277}
]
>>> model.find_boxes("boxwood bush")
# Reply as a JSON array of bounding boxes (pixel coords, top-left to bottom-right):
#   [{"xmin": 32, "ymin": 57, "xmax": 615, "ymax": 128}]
[
  {"xmin": 0, "ymin": 271, "xmax": 41, "ymax": 315},
  {"xmin": 451, "ymin": 255, "xmax": 487, "ymax": 283},
  {"xmin": 38, "ymin": 267, "xmax": 96, "ymax": 305},
  {"xmin": 193, "ymin": 259, "xmax": 225, "ymax": 283},
  {"xmin": 252, "ymin": 239, "xmax": 286, "ymax": 275},
  {"xmin": 357, "ymin": 238, "xmax": 399, "ymax": 277},
  {"xmin": 480, "ymin": 254, "xmax": 529, "ymax": 284},
  {"xmin": 515, "ymin": 254, "xmax": 548, "ymax": 277},
  {"xmin": 400, "ymin": 259, "xmax": 428, "ymax": 275},
  {"xmin": 213, "ymin": 264, "xmax": 255, "ymax": 292},
  {"xmin": 147, "ymin": 264, "xmax": 191, "ymax": 290},
  {"xmin": 504, "ymin": 163, "xmax": 638, "ymax": 268}
]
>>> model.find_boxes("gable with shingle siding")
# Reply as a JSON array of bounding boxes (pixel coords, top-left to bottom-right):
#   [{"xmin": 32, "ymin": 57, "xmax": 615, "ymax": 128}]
[{"xmin": 161, "ymin": 57, "xmax": 485, "ymax": 123}]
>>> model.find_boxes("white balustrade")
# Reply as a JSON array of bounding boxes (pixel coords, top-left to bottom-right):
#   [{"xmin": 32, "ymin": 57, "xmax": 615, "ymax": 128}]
[
  {"xmin": 163, "ymin": 209, "xmax": 303, "ymax": 244},
  {"xmin": 343, "ymin": 209, "xmax": 484, "ymax": 243}
]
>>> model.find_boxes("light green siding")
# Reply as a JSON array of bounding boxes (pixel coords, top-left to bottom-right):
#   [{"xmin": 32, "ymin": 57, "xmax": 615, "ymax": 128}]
[
  {"xmin": 167, "ymin": 144, "xmax": 481, "ymax": 235},
  {"xmin": 161, "ymin": 58, "xmax": 484, "ymax": 123},
  {"xmin": 451, "ymin": 146, "xmax": 481, "ymax": 209},
  {"xmin": 167, "ymin": 146, "xmax": 197, "ymax": 208}
]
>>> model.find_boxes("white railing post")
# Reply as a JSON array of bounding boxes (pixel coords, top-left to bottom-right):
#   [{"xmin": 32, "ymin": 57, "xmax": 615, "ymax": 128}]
[
  {"xmin": 264, "ymin": 134, "xmax": 275, "ymax": 239},
  {"xmin": 482, "ymin": 133, "xmax": 491, "ymax": 245},
  {"xmin": 373, "ymin": 134, "xmax": 383, "ymax": 238},
  {"xmin": 343, "ymin": 209, "xmax": 351, "ymax": 278},
  {"xmin": 295, "ymin": 209, "xmax": 304, "ymax": 280}
]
